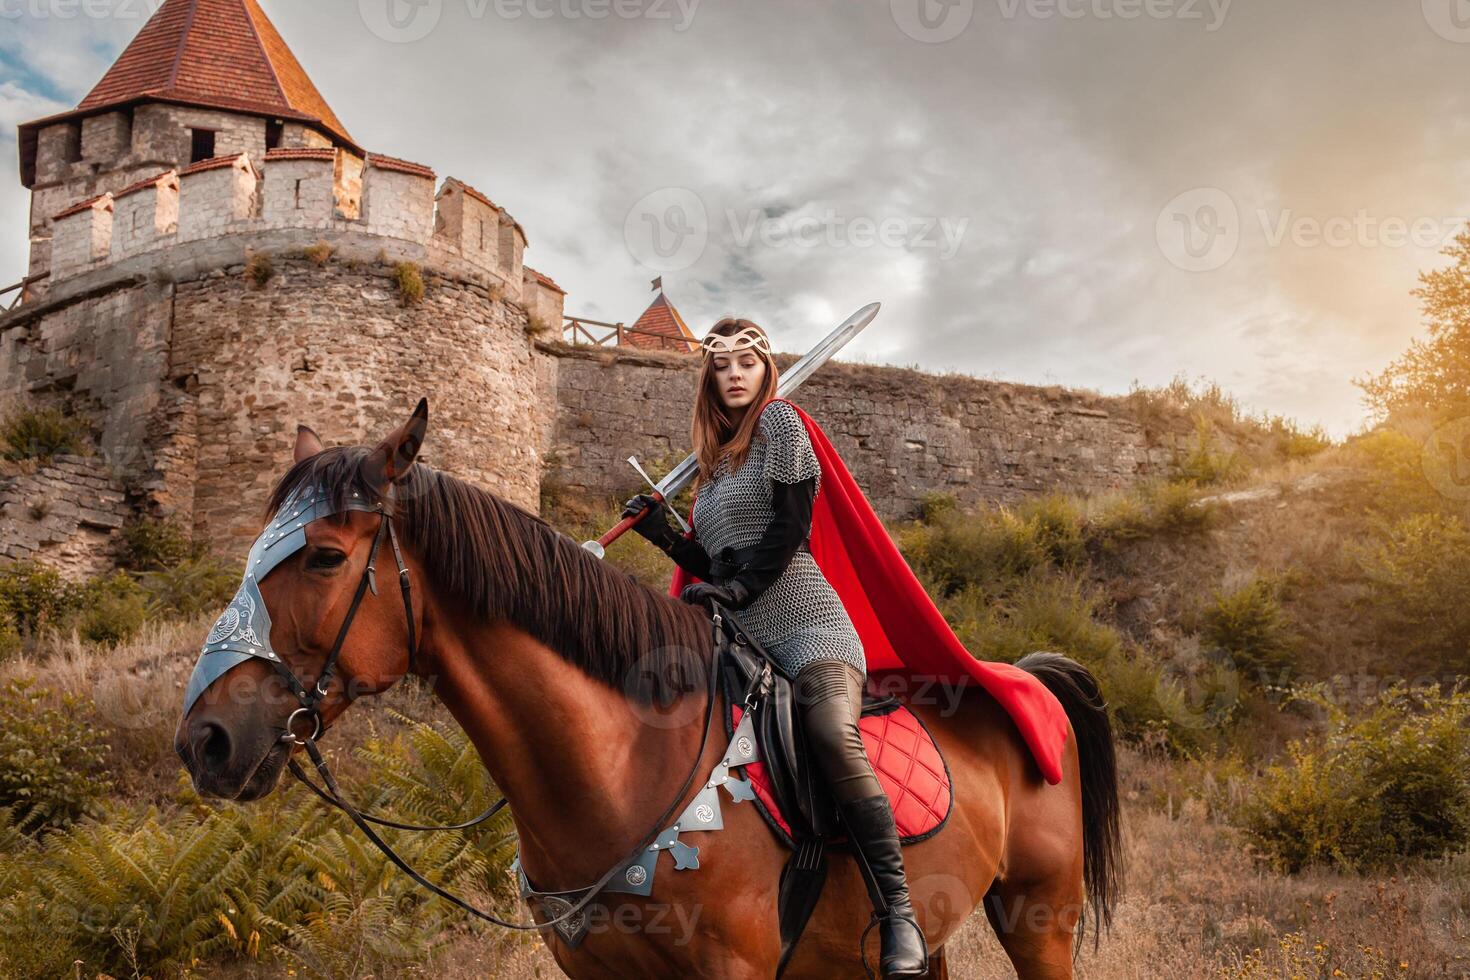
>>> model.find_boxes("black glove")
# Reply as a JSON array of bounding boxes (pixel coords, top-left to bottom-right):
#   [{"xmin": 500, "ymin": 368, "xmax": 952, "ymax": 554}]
[
  {"xmin": 622, "ymin": 493, "xmax": 677, "ymax": 549},
  {"xmin": 679, "ymin": 579, "xmax": 752, "ymax": 612}
]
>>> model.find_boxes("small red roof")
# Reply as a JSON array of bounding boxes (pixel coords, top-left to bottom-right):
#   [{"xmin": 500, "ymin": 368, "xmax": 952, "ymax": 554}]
[
  {"xmin": 449, "ymin": 179, "xmax": 500, "ymax": 212},
  {"xmin": 113, "ymin": 170, "xmax": 179, "ymax": 199},
  {"xmin": 525, "ymin": 267, "xmax": 565, "ymax": 294},
  {"xmin": 53, "ymin": 194, "xmax": 114, "ymax": 221},
  {"xmin": 264, "ymin": 147, "xmax": 335, "ymax": 162},
  {"xmin": 367, "ymin": 153, "xmax": 435, "ymax": 180},
  {"xmin": 179, "ymin": 152, "xmax": 251, "ymax": 176},
  {"xmin": 626, "ymin": 292, "xmax": 698, "ymax": 353}
]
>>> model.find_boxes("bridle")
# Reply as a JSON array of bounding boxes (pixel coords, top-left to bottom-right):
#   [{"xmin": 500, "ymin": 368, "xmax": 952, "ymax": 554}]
[{"xmin": 243, "ymin": 489, "xmax": 725, "ymax": 934}]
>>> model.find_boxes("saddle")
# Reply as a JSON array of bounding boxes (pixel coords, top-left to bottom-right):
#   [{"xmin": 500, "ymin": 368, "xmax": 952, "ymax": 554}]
[
  {"xmin": 712, "ymin": 610, "xmax": 954, "ymax": 975},
  {"xmin": 717, "ymin": 626, "xmax": 954, "ymax": 846}
]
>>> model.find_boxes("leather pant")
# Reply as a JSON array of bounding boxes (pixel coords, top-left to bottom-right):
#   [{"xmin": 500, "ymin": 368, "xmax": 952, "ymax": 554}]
[{"xmin": 793, "ymin": 659, "xmax": 882, "ymax": 804}]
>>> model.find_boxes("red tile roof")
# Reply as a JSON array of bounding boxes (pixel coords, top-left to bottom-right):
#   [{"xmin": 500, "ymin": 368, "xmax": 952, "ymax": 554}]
[
  {"xmin": 179, "ymin": 152, "xmax": 250, "ymax": 175},
  {"xmin": 53, "ymin": 194, "xmax": 114, "ymax": 221},
  {"xmin": 18, "ymin": 0, "xmax": 357, "ymax": 187},
  {"xmin": 113, "ymin": 170, "xmax": 179, "ymax": 199},
  {"xmin": 525, "ymin": 267, "xmax": 565, "ymax": 294},
  {"xmin": 264, "ymin": 147, "xmax": 335, "ymax": 162},
  {"xmin": 445, "ymin": 179, "xmax": 500, "ymax": 212},
  {"xmin": 367, "ymin": 153, "xmax": 435, "ymax": 179},
  {"xmin": 626, "ymin": 292, "xmax": 698, "ymax": 353},
  {"xmin": 76, "ymin": 0, "xmax": 352, "ymax": 142}
]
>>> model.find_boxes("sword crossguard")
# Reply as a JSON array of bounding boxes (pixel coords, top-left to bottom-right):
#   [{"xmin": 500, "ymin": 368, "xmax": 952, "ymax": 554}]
[{"xmin": 628, "ymin": 456, "xmax": 690, "ymax": 534}]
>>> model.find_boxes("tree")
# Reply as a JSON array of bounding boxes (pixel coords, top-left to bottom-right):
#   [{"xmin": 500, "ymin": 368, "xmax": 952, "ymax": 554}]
[{"xmin": 1358, "ymin": 227, "xmax": 1470, "ymax": 420}]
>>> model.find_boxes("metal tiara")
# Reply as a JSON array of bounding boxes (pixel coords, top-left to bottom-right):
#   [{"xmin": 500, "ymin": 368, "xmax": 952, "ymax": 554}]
[{"xmin": 701, "ymin": 325, "xmax": 772, "ymax": 357}]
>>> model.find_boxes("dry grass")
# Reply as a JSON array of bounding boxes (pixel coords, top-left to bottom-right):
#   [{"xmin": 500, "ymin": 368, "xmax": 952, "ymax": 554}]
[
  {"xmin": 3, "ymin": 617, "xmax": 1466, "ymax": 979},
  {"xmin": 372, "ymin": 749, "xmax": 1470, "ymax": 979}
]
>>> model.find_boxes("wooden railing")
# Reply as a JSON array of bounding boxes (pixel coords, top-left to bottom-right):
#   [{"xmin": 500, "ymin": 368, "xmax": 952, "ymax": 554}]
[
  {"xmin": 0, "ymin": 273, "xmax": 48, "ymax": 312},
  {"xmin": 563, "ymin": 315, "xmax": 697, "ymax": 353}
]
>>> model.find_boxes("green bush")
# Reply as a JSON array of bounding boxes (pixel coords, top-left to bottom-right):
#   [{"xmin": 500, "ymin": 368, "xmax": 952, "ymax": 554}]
[
  {"xmin": 0, "ymin": 720, "xmax": 511, "ymax": 978},
  {"xmin": 73, "ymin": 570, "xmax": 149, "ymax": 645},
  {"xmin": 1338, "ymin": 428, "xmax": 1444, "ymax": 518},
  {"xmin": 1177, "ymin": 415, "xmax": 1243, "ymax": 486},
  {"xmin": 1238, "ymin": 685, "xmax": 1470, "ymax": 873},
  {"xmin": 121, "ymin": 516, "xmax": 201, "ymax": 571},
  {"xmin": 936, "ymin": 571, "xmax": 1209, "ymax": 750},
  {"xmin": 0, "ymin": 561, "xmax": 74, "ymax": 638},
  {"xmin": 0, "ymin": 680, "xmax": 110, "ymax": 833},
  {"xmin": 1267, "ymin": 416, "xmax": 1333, "ymax": 460},
  {"xmin": 142, "ymin": 555, "xmax": 240, "ymax": 619},
  {"xmin": 393, "ymin": 261, "xmax": 425, "ymax": 305},
  {"xmin": 303, "ymin": 240, "xmax": 335, "ymax": 266},
  {"xmin": 1089, "ymin": 479, "xmax": 1216, "ymax": 547},
  {"xmin": 0, "ymin": 405, "xmax": 90, "ymax": 462},
  {"xmin": 1353, "ymin": 512, "xmax": 1470, "ymax": 668},
  {"xmin": 918, "ymin": 491, "xmax": 958, "ymax": 523},
  {"xmin": 245, "ymin": 251, "xmax": 275, "ymax": 287},
  {"xmin": 893, "ymin": 499, "xmax": 1081, "ymax": 599},
  {"xmin": 1200, "ymin": 575, "xmax": 1297, "ymax": 679},
  {"xmin": 1, "ymin": 551, "xmax": 238, "ymax": 653}
]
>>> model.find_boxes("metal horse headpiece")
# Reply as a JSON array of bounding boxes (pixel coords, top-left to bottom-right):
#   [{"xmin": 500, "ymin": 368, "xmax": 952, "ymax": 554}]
[{"xmin": 181, "ymin": 483, "xmax": 380, "ymax": 717}]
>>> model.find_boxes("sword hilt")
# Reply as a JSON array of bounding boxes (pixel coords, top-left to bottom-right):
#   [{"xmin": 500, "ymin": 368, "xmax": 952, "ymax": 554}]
[{"xmin": 582, "ymin": 491, "xmax": 672, "ymax": 558}]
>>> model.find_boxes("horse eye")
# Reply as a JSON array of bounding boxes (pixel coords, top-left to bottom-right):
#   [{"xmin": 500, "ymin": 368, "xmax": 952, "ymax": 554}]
[{"xmin": 308, "ymin": 549, "xmax": 347, "ymax": 570}]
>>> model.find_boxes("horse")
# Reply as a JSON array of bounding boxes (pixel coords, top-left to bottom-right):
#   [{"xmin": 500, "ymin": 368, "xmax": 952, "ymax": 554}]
[{"xmin": 175, "ymin": 402, "xmax": 1122, "ymax": 979}]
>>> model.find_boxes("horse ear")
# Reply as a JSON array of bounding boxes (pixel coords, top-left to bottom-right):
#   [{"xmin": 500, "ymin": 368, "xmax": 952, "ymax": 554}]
[
  {"xmin": 294, "ymin": 425, "xmax": 325, "ymax": 463},
  {"xmin": 364, "ymin": 398, "xmax": 429, "ymax": 494}
]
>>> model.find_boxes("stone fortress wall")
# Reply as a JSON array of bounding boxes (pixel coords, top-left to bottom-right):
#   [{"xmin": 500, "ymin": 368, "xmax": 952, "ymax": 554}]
[
  {"xmin": 3, "ymin": 126, "xmax": 569, "ymax": 569},
  {"xmin": 539, "ymin": 342, "xmax": 1253, "ymax": 520}
]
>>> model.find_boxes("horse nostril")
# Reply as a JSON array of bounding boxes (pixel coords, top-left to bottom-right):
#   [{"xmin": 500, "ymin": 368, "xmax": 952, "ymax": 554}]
[{"xmin": 195, "ymin": 721, "xmax": 232, "ymax": 770}]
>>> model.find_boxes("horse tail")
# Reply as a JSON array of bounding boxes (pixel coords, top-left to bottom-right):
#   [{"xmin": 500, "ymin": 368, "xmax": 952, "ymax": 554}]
[{"xmin": 1014, "ymin": 651, "xmax": 1122, "ymax": 955}]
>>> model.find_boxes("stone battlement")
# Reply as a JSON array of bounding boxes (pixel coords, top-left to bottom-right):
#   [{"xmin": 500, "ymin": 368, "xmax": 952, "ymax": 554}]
[{"xmin": 41, "ymin": 149, "xmax": 555, "ymax": 314}]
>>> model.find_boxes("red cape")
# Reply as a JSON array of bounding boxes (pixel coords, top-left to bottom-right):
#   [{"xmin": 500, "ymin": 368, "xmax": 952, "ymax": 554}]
[{"xmin": 671, "ymin": 399, "xmax": 1069, "ymax": 785}]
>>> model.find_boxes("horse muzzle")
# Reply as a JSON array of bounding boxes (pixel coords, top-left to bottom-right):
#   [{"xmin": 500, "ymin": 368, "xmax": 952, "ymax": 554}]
[{"xmin": 177, "ymin": 712, "xmax": 291, "ymax": 801}]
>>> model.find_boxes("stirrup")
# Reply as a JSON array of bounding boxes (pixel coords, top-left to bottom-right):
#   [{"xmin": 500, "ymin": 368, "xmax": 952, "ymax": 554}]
[{"xmin": 858, "ymin": 910, "xmax": 929, "ymax": 979}]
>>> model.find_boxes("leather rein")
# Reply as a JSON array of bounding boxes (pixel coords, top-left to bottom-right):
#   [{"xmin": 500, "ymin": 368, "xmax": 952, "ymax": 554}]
[{"xmin": 273, "ymin": 504, "xmax": 724, "ymax": 933}]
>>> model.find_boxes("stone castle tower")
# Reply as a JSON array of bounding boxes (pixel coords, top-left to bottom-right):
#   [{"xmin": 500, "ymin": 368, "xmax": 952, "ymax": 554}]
[{"xmin": 1, "ymin": 0, "xmax": 567, "ymax": 574}]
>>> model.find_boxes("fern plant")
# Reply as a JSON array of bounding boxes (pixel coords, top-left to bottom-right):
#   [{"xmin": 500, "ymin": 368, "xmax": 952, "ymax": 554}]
[{"xmin": 0, "ymin": 719, "xmax": 517, "ymax": 977}]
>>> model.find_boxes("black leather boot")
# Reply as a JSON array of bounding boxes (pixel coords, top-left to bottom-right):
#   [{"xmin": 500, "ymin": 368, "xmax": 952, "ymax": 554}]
[{"xmin": 839, "ymin": 794, "xmax": 929, "ymax": 977}]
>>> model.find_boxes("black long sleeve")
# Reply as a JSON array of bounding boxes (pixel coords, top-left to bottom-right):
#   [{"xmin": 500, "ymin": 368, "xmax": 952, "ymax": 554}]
[
  {"xmin": 665, "ymin": 532, "xmax": 713, "ymax": 581},
  {"xmin": 729, "ymin": 475, "xmax": 816, "ymax": 604}
]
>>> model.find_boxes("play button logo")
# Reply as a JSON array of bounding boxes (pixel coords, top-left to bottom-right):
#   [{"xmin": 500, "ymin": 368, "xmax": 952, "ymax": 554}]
[{"xmin": 360, "ymin": 0, "xmax": 443, "ymax": 44}]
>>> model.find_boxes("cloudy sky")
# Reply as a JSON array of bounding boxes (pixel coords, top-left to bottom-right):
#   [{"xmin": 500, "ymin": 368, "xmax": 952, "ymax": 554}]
[{"xmin": 5, "ymin": 0, "xmax": 1470, "ymax": 437}]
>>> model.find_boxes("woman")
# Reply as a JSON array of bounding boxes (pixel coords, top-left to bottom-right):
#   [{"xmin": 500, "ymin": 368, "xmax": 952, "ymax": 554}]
[{"xmin": 621, "ymin": 317, "xmax": 929, "ymax": 978}]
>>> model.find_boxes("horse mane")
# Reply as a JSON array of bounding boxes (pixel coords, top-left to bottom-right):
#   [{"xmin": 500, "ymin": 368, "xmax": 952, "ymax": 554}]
[{"xmin": 266, "ymin": 446, "xmax": 712, "ymax": 704}]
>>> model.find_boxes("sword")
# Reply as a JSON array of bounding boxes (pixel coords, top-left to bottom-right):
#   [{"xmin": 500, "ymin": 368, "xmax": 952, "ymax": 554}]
[{"xmin": 583, "ymin": 301, "xmax": 880, "ymax": 558}]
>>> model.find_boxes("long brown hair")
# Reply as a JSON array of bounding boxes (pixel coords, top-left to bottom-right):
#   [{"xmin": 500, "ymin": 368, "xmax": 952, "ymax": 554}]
[{"xmin": 691, "ymin": 318, "xmax": 780, "ymax": 487}]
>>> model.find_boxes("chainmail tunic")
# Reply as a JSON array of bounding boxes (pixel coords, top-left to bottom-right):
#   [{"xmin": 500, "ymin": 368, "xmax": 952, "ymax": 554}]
[{"xmin": 692, "ymin": 400, "xmax": 866, "ymax": 677}]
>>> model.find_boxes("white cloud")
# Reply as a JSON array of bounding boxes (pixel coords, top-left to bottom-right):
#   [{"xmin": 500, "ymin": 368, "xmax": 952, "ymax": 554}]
[{"xmin": 4, "ymin": 0, "xmax": 1465, "ymax": 436}]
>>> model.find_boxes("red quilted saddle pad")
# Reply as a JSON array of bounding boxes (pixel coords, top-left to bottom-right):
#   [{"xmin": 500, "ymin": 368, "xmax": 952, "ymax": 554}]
[{"xmin": 729, "ymin": 702, "xmax": 953, "ymax": 843}]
